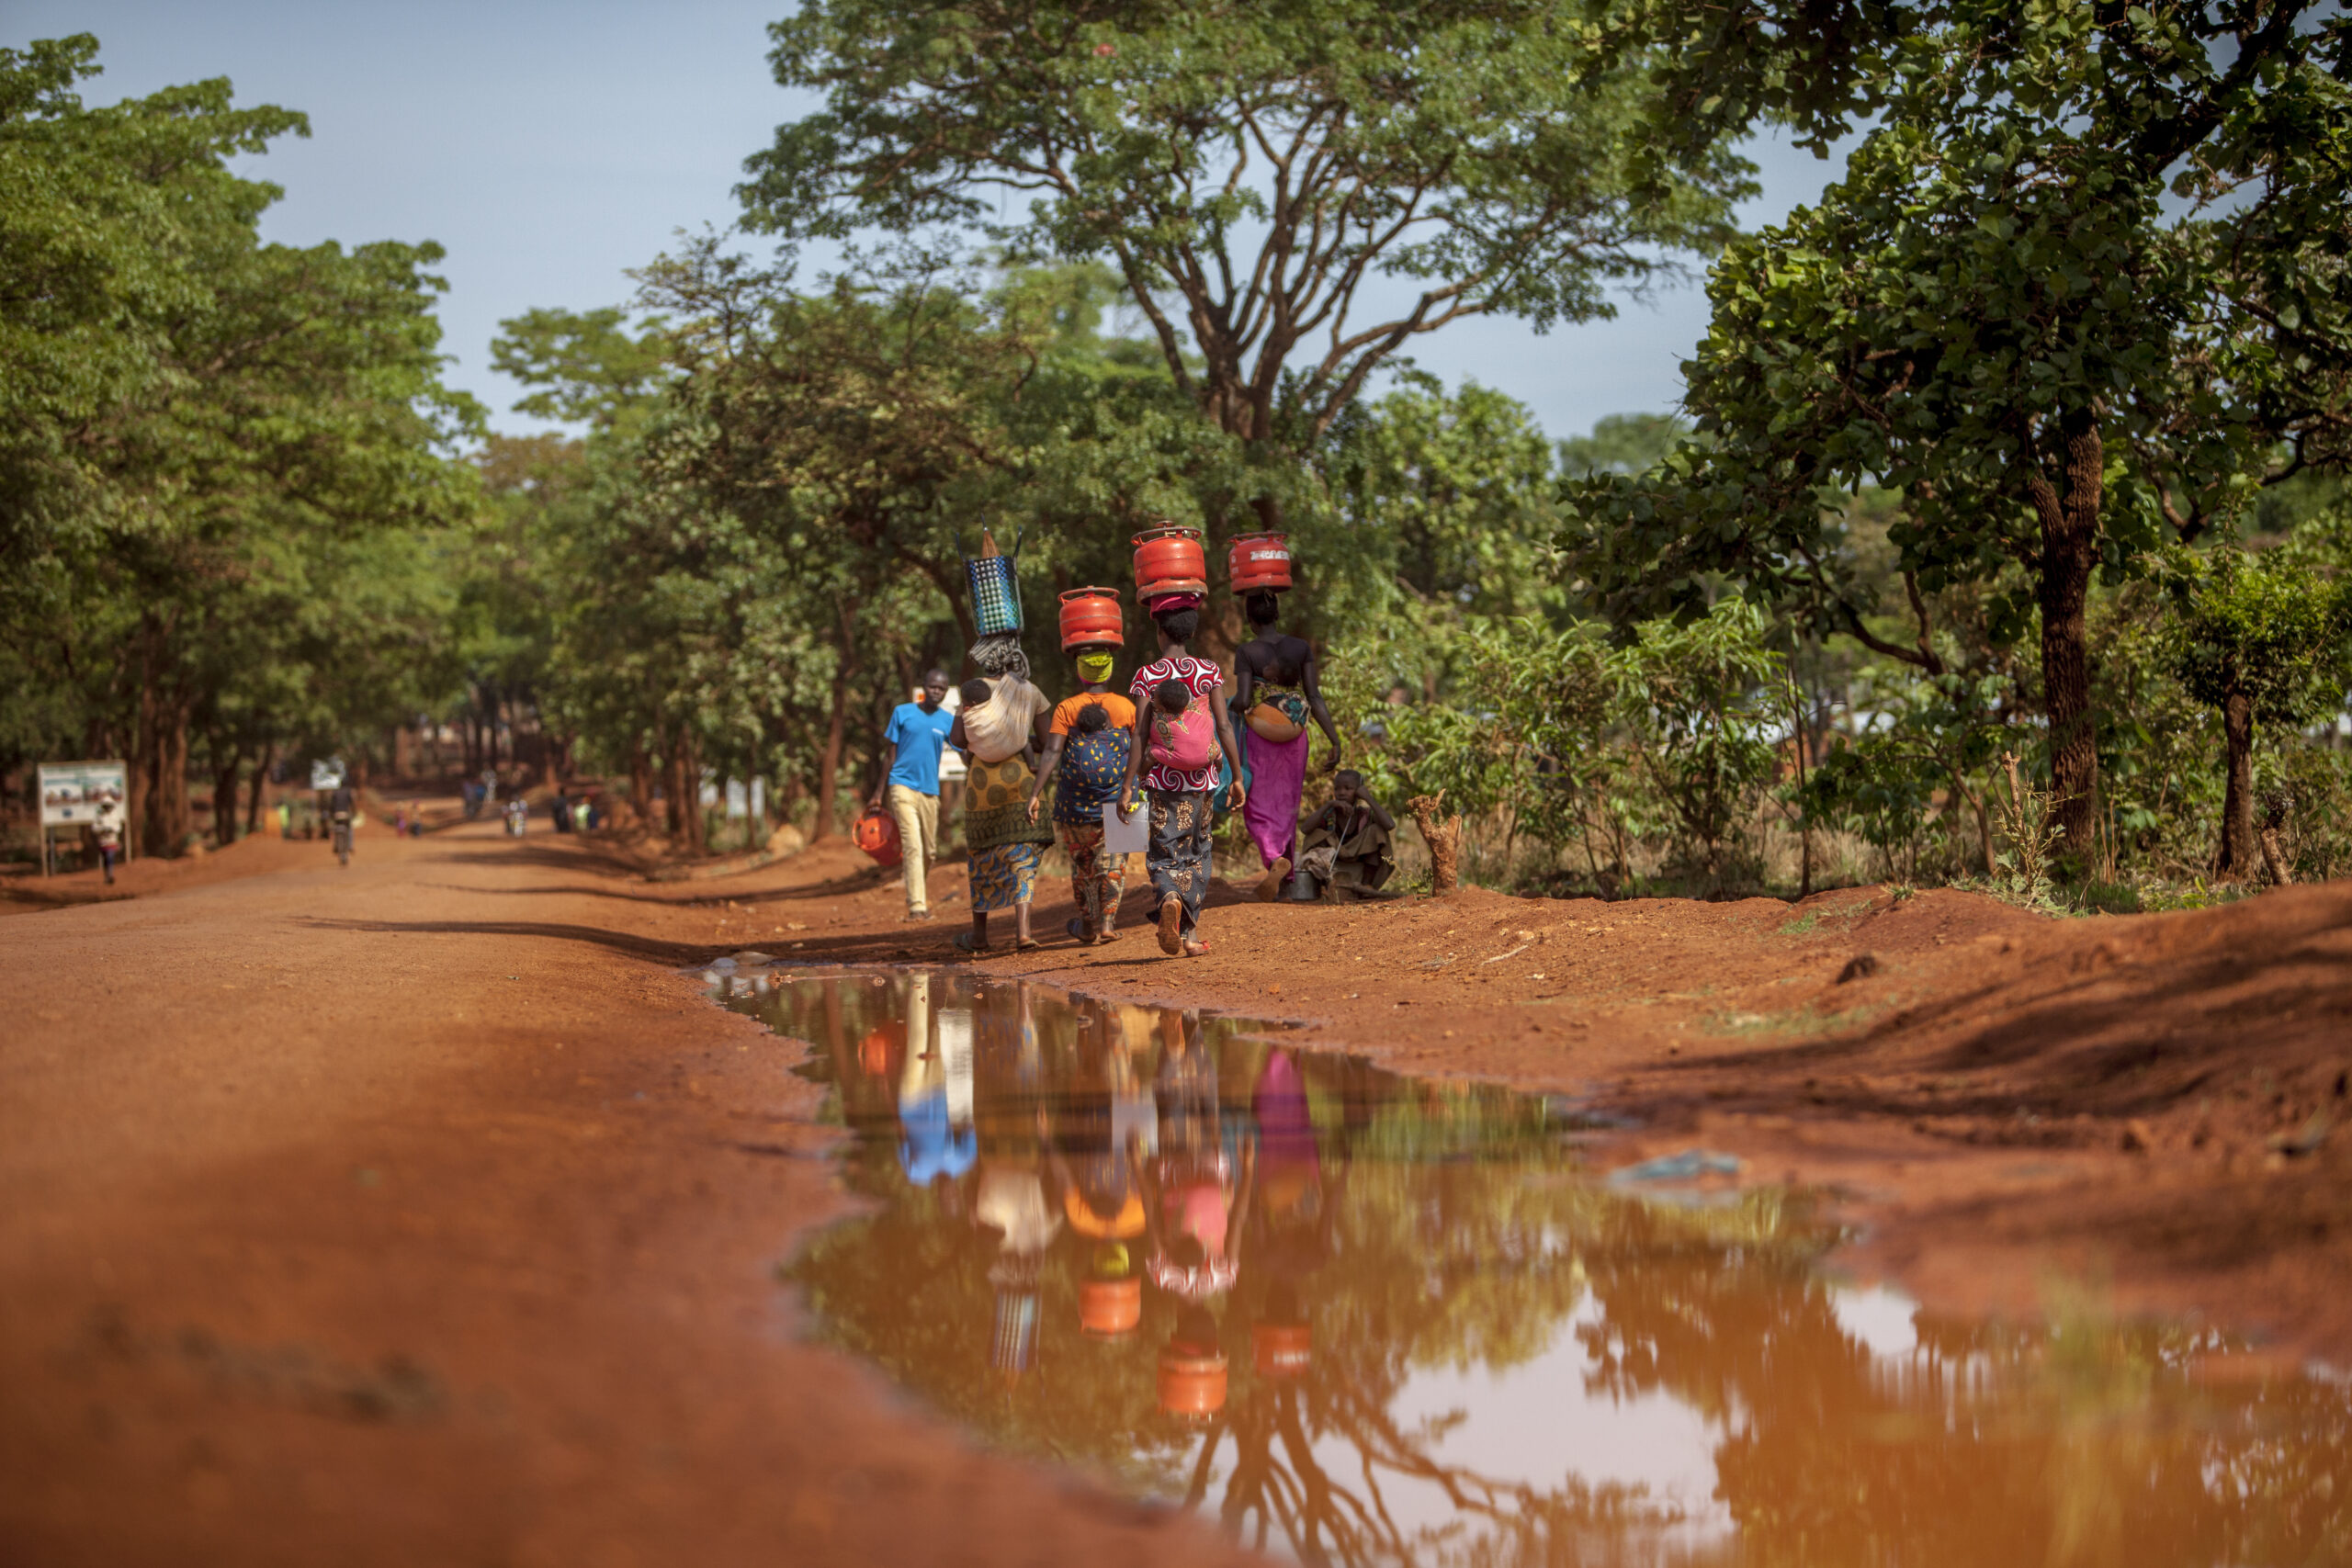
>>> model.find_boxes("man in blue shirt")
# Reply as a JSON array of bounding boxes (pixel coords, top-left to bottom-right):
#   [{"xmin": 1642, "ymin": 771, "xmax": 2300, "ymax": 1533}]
[{"xmin": 874, "ymin": 668, "xmax": 955, "ymax": 919}]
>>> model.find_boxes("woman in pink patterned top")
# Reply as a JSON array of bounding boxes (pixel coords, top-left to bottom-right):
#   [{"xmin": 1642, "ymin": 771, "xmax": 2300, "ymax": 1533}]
[{"xmin": 1114, "ymin": 597, "xmax": 1248, "ymax": 956}]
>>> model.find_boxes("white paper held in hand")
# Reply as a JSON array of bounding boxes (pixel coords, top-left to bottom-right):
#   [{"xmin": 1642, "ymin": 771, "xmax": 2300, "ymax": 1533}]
[{"xmin": 1102, "ymin": 799, "xmax": 1148, "ymax": 855}]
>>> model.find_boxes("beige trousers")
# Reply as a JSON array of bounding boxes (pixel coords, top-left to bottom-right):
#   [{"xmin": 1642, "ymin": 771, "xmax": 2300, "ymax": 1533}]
[{"xmin": 887, "ymin": 784, "xmax": 939, "ymax": 913}]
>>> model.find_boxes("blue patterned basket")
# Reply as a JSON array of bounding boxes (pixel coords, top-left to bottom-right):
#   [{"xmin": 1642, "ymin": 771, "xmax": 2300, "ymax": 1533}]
[{"xmin": 966, "ymin": 553, "xmax": 1023, "ymax": 636}]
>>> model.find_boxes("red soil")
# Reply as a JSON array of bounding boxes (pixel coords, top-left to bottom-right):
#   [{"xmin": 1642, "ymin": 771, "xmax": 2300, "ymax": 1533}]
[{"xmin": 3, "ymin": 816, "xmax": 2346, "ymax": 1564}]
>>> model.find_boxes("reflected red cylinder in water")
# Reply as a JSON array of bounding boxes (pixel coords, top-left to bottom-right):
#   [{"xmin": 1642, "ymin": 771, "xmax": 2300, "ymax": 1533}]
[
  {"xmin": 1157, "ymin": 1348, "xmax": 1228, "ymax": 1418},
  {"xmin": 1079, "ymin": 1277, "xmax": 1141, "ymax": 1337},
  {"xmin": 1251, "ymin": 1322, "xmax": 1312, "ymax": 1380},
  {"xmin": 1227, "ymin": 532, "xmax": 1292, "ymax": 593},
  {"xmin": 1131, "ymin": 525, "xmax": 1207, "ymax": 600},
  {"xmin": 1057, "ymin": 586, "xmax": 1125, "ymax": 651}
]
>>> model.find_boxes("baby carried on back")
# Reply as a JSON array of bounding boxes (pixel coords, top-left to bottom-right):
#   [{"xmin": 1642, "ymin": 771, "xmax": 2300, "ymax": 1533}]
[{"xmin": 1147, "ymin": 678, "xmax": 1216, "ymax": 773}]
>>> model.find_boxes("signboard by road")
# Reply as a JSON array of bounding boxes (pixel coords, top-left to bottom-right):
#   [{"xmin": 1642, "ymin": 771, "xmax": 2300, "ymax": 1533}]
[
  {"xmin": 39, "ymin": 761, "xmax": 128, "ymax": 827},
  {"xmin": 309, "ymin": 758, "xmax": 347, "ymax": 790}
]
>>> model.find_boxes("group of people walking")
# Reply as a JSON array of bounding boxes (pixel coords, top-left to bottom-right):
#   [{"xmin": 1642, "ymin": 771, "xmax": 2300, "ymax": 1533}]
[{"xmin": 875, "ymin": 584, "xmax": 1393, "ymax": 959}]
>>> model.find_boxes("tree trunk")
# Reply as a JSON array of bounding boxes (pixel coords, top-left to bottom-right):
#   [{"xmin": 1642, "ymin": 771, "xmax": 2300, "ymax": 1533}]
[
  {"xmin": 663, "ymin": 736, "xmax": 685, "ymax": 838},
  {"xmin": 135, "ymin": 638, "xmax": 193, "ymax": 857},
  {"xmin": 665, "ymin": 731, "xmax": 706, "ymax": 854},
  {"xmin": 683, "ymin": 736, "xmax": 706, "ymax": 855},
  {"xmin": 629, "ymin": 745, "xmax": 655, "ymax": 827},
  {"xmin": 814, "ymin": 675, "xmax": 849, "ymax": 843},
  {"xmin": 2217, "ymin": 686, "xmax": 2257, "ymax": 877},
  {"xmin": 246, "ymin": 742, "xmax": 273, "ymax": 834},
  {"xmin": 2026, "ymin": 409, "xmax": 2104, "ymax": 865},
  {"xmin": 211, "ymin": 748, "xmax": 242, "ymax": 847},
  {"xmin": 1408, "ymin": 792, "xmax": 1462, "ymax": 896}
]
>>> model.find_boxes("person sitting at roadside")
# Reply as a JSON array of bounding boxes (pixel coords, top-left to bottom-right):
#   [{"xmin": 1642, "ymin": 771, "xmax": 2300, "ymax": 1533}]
[{"xmin": 1295, "ymin": 770, "xmax": 1396, "ymax": 900}]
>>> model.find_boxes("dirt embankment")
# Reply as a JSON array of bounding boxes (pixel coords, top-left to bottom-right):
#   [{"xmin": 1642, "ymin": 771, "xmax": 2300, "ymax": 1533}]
[{"xmin": 4, "ymin": 818, "xmax": 2347, "ymax": 1564}]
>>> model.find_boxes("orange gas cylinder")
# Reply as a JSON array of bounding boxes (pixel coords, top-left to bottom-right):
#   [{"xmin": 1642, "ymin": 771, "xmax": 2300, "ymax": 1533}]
[
  {"xmin": 1157, "ymin": 1348, "xmax": 1228, "ymax": 1419},
  {"xmin": 1058, "ymin": 586, "xmax": 1125, "ymax": 651},
  {"xmin": 1078, "ymin": 1276, "xmax": 1142, "ymax": 1338},
  {"xmin": 1227, "ymin": 531, "xmax": 1292, "ymax": 592},
  {"xmin": 853, "ymin": 809, "xmax": 901, "ymax": 868},
  {"xmin": 1251, "ymin": 1322, "xmax": 1312, "ymax": 1380},
  {"xmin": 1131, "ymin": 525, "xmax": 1208, "ymax": 600}
]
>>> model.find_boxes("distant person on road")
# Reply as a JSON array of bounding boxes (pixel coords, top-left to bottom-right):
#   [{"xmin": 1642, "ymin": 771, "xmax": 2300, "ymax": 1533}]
[
  {"xmin": 276, "ymin": 799, "xmax": 292, "ymax": 840},
  {"xmin": 503, "ymin": 796, "xmax": 526, "ymax": 838},
  {"xmin": 1026, "ymin": 649, "xmax": 1136, "ymax": 945},
  {"xmin": 1116, "ymin": 598, "xmax": 1247, "ymax": 958},
  {"xmin": 328, "ymin": 783, "xmax": 357, "ymax": 864},
  {"xmin": 872, "ymin": 668, "xmax": 955, "ymax": 922},
  {"xmin": 552, "ymin": 786, "xmax": 574, "ymax": 834},
  {"xmin": 91, "ymin": 791, "xmax": 125, "ymax": 885}
]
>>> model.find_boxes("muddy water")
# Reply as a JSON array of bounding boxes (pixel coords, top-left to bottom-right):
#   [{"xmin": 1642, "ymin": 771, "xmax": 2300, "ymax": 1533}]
[{"xmin": 718, "ymin": 966, "xmax": 2352, "ymax": 1567}]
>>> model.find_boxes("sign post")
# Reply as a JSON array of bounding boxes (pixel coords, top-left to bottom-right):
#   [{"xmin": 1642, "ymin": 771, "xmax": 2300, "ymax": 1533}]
[{"xmin": 38, "ymin": 761, "xmax": 129, "ymax": 877}]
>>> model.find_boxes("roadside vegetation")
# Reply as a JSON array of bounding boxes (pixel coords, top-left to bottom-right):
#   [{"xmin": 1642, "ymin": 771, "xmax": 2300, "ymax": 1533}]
[{"xmin": 5, "ymin": 6, "xmax": 2348, "ymax": 908}]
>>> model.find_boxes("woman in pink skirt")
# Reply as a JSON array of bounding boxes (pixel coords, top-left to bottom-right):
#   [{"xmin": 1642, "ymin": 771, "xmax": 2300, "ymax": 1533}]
[{"xmin": 1233, "ymin": 590, "xmax": 1341, "ymax": 901}]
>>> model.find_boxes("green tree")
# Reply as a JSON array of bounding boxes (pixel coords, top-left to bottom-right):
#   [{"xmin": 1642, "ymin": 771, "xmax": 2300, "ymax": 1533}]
[
  {"xmin": 1, "ymin": 37, "xmax": 476, "ymax": 850},
  {"xmin": 1566, "ymin": 2, "xmax": 2352, "ymax": 866},
  {"xmin": 2168, "ymin": 550, "xmax": 2352, "ymax": 876},
  {"xmin": 738, "ymin": 0, "xmax": 1752, "ymax": 555}
]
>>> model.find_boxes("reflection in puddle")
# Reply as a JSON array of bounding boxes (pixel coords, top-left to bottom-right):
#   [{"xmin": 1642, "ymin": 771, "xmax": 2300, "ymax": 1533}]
[{"xmin": 721, "ymin": 968, "xmax": 2352, "ymax": 1566}]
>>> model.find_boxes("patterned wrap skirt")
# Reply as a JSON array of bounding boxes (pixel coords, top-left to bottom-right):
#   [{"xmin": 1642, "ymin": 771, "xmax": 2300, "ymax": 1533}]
[
  {"xmin": 1146, "ymin": 789, "xmax": 1215, "ymax": 936},
  {"xmin": 965, "ymin": 755, "xmax": 1055, "ymax": 913},
  {"xmin": 1060, "ymin": 821, "xmax": 1126, "ymax": 933}
]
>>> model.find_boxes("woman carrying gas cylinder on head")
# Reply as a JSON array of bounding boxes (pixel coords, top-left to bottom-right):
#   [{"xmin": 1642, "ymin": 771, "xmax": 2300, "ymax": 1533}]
[
  {"xmin": 1234, "ymin": 583, "xmax": 1341, "ymax": 902},
  {"xmin": 1027, "ymin": 589, "xmax": 1137, "ymax": 945},
  {"xmin": 949, "ymin": 664, "xmax": 1056, "ymax": 953},
  {"xmin": 1115, "ymin": 592, "xmax": 1247, "ymax": 958}
]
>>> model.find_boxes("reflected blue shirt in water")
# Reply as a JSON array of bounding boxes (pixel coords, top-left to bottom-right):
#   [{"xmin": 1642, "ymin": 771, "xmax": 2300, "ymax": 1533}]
[{"xmin": 899, "ymin": 1089, "xmax": 978, "ymax": 1184}]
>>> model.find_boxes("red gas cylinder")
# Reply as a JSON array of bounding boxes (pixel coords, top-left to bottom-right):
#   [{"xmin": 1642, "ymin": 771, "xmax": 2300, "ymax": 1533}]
[
  {"xmin": 853, "ymin": 809, "xmax": 901, "ymax": 868},
  {"xmin": 1156, "ymin": 1348, "xmax": 1228, "ymax": 1419},
  {"xmin": 1227, "ymin": 531, "xmax": 1292, "ymax": 593},
  {"xmin": 1131, "ymin": 525, "xmax": 1207, "ymax": 600},
  {"xmin": 1058, "ymin": 586, "xmax": 1125, "ymax": 651}
]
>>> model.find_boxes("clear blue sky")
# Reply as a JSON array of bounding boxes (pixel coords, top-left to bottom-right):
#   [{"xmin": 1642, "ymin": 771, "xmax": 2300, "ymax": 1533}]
[{"xmin": 13, "ymin": 3, "xmax": 1847, "ymax": 443}]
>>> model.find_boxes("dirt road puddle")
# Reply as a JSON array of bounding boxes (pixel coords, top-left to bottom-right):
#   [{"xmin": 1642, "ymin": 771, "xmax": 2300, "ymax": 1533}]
[{"xmin": 719, "ymin": 966, "xmax": 2352, "ymax": 1565}]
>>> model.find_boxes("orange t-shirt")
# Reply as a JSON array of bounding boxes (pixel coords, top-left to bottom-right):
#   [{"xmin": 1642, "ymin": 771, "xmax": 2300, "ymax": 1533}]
[{"xmin": 1050, "ymin": 691, "xmax": 1137, "ymax": 736}]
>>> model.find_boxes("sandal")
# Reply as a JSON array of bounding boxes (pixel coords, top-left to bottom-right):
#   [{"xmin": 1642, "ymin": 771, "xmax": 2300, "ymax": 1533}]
[
  {"xmin": 1254, "ymin": 857, "xmax": 1291, "ymax": 903},
  {"xmin": 952, "ymin": 931, "xmax": 989, "ymax": 954},
  {"xmin": 1015, "ymin": 936, "xmax": 1042, "ymax": 952},
  {"xmin": 1066, "ymin": 917, "xmax": 1092, "ymax": 943},
  {"xmin": 1183, "ymin": 939, "xmax": 1210, "ymax": 957},
  {"xmin": 1157, "ymin": 897, "xmax": 1185, "ymax": 956}
]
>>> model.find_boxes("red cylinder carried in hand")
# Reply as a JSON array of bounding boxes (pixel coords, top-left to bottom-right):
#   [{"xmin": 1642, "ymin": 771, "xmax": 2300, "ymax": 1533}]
[
  {"xmin": 1131, "ymin": 525, "xmax": 1207, "ymax": 601},
  {"xmin": 1227, "ymin": 531, "xmax": 1292, "ymax": 593},
  {"xmin": 1057, "ymin": 586, "xmax": 1124, "ymax": 651},
  {"xmin": 853, "ymin": 809, "xmax": 901, "ymax": 869}
]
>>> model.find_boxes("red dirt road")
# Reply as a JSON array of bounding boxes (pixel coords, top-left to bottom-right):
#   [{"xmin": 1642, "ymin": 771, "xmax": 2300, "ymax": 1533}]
[{"xmin": 5, "ymin": 818, "xmax": 2349, "ymax": 1563}]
